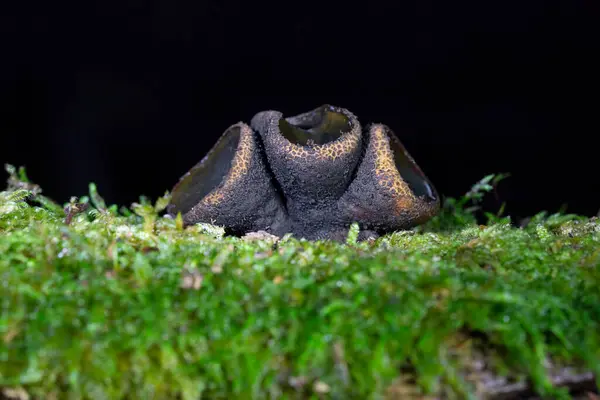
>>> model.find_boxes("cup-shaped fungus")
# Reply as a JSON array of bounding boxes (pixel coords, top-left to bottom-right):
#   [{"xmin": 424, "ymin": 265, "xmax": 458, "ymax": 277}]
[
  {"xmin": 250, "ymin": 105, "xmax": 363, "ymax": 238},
  {"xmin": 167, "ymin": 122, "xmax": 288, "ymax": 235},
  {"xmin": 338, "ymin": 123, "xmax": 439, "ymax": 233},
  {"xmin": 168, "ymin": 105, "xmax": 439, "ymax": 241}
]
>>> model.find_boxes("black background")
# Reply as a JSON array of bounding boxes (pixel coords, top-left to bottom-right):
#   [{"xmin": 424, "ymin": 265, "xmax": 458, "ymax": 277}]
[{"xmin": 2, "ymin": 0, "xmax": 599, "ymax": 221}]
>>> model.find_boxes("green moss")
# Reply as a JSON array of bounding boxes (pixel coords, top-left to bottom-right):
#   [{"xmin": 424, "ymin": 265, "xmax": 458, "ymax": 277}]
[{"xmin": 1, "ymin": 166, "xmax": 599, "ymax": 399}]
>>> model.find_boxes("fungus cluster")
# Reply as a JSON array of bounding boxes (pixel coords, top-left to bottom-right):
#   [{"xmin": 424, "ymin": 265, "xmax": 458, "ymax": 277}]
[{"xmin": 167, "ymin": 105, "xmax": 439, "ymax": 241}]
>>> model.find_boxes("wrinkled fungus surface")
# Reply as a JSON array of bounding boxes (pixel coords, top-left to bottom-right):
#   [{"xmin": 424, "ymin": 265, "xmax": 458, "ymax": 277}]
[{"xmin": 167, "ymin": 105, "xmax": 440, "ymax": 240}]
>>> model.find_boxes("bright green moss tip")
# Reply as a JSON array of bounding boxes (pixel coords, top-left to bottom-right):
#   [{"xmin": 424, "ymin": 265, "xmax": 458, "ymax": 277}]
[{"xmin": 0, "ymin": 166, "xmax": 599, "ymax": 399}]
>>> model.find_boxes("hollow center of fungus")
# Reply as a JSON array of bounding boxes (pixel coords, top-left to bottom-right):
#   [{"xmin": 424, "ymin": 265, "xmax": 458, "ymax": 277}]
[
  {"xmin": 279, "ymin": 108, "xmax": 351, "ymax": 146},
  {"xmin": 170, "ymin": 125, "xmax": 241, "ymax": 215},
  {"xmin": 388, "ymin": 133, "xmax": 438, "ymax": 202}
]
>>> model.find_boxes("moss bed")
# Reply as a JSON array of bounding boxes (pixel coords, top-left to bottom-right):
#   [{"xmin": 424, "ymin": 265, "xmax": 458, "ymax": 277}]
[{"xmin": 0, "ymin": 166, "xmax": 599, "ymax": 400}]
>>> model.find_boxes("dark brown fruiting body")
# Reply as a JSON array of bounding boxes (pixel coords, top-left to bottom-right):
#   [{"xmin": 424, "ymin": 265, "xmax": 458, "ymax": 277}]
[
  {"xmin": 166, "ymin": 123, "xmax": 288, "ymax": 235},
  {"xmin": 250, "ymin": 106, "xmax": 364, "ymax": 239},
  {"xmin": 168, "ymin": 105, "xmax": 440, "ymax": 241},
  {"xmin": 338, "ymin": 123, "xmax": 439, "ymax": 233}
]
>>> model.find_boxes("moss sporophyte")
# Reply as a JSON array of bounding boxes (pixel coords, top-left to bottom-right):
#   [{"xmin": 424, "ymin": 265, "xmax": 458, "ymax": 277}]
[{"xmin": 1, "ymin": 141, "xmax": 599, "ymax": 397}]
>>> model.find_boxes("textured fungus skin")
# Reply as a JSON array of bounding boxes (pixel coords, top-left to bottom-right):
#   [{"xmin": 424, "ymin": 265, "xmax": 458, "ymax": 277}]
[
  {"xmin": 167, "ymin": 123, "xmax": 288, "ymax": 235},
  {"xmin": 168, "ymin": 105, "xmax": 440, "ymax": 241}
]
